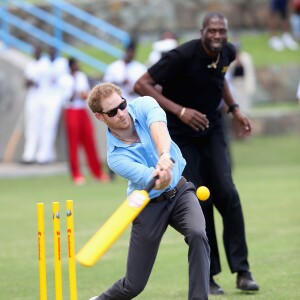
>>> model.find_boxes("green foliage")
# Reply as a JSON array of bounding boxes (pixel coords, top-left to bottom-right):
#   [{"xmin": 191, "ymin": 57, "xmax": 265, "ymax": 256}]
[{"xmin": 0, "ymin": 134, "xmax": 299, "ymax": 299}]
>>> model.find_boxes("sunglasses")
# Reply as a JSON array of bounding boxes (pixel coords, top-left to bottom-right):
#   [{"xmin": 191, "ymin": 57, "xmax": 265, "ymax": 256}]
[{"xmin": 101, "ymin": 98, "xmax": 127, "ymax": 118}]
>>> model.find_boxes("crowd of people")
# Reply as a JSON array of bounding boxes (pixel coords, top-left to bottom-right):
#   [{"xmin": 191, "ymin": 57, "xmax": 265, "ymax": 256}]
[
  {"xmin": 21, "ymin": 45, "xmax": 109, "ymax": 185},
  {"xmin": 22, "ymin": 45, "xmax": 68, "ymax": 165},
  {"xmin": 268, "ymin": 0, "xmax": 299, "ymax": 51}
]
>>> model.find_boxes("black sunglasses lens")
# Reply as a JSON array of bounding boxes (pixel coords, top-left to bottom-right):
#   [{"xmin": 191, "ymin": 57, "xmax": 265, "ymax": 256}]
[
  {"xmin": 107, "ymin": 100, "xmax": 127, "ymax": 117},
  {"xmin": 107, "ymin": 108, "xmax": 118, "ymax": 117},
  {"xmin": 119, "ymin": 100, "xmax": 127, "ymax": 110}
]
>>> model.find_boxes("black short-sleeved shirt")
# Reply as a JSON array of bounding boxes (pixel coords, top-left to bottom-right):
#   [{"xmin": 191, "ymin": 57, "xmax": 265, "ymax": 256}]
[{"xmin": 148, "ymin": 39, "xmax": 236, "ymax": 136}]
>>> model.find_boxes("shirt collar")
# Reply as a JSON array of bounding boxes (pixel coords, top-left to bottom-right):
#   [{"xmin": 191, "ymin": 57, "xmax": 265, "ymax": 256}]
[
  {"xmin": 107, "ymin": 105, "xmax": 138, "ymax": 153},
  {"xmin": 198, "ymin": 39, "xmax": 224, "ymax": 60}
]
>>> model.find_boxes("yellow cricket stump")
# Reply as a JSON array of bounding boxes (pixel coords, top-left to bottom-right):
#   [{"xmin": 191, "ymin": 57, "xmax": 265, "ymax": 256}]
[
  {"xmin": 37, "ymin": 203, "xmax": 47, "ymax": 300},
  {"xmin": 37, "ymin": 200, "xmax": 78, "ymax": 299},
  {"xmin": 66, "ymin": 200, "xmax": 77, "ymax": 300},
  {"xmin": 52, "ymin": 202, "xmax": 62, "ymax": 300}
]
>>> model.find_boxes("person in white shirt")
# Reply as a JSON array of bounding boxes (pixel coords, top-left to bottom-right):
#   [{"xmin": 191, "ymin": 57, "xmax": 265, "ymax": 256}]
[
  {"xmin": 147, "ymin": 30, "xmax": 178, "ymax": 66},
  {"xmin": 103, "ymin": 41, "xmax": 147, "ymax": 102},
  {"xmin": 35, "ymin": 46, "xmax": 69, "ymax": 164},
  {"xmin": 225, "ymin": 42, "xmax": 256, "ymax": 114},
  {"xmin": 22, "ymin": 45, "xmax": 51, "ymax": 164},
  {"xmin": 103, "ymin": 41, "xmax": 147, "ymax": 179},
  {"xmin": 296, "ymin": 80, "xmax": 300, "ymax": 105},
  {"xmin": 62, "ymin": 58, "xmax": 110, "ymax": 185},
  {"xmin": 268, "ymin": 0, "xmax": 299, "ymax": 51}
]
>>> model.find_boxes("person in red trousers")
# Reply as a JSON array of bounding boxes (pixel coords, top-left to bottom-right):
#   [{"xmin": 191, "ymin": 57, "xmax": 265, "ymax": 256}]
[{"xmin": 62, "ymin": 58, "xmax": 110, "ymax": 185}]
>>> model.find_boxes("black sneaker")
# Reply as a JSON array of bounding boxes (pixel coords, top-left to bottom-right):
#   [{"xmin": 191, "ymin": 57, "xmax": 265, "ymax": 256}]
[
  {"xmin": 209, "ymin": 277, "xmax": 224, "ymax": 295},
  {"xmin": 236, "ymin": 271, "xmax": 259, "ymax": 291}
]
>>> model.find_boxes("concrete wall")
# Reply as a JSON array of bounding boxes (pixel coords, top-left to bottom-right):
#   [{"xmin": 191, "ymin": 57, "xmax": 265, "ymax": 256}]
[
  {"xmin": 251, "ymin": 110, "xmax": 300, "ymax": 136},
  {"xmin": 0, "ymin": 47, "xmax": 28, "ymax": 162},
  {"xmin": 255, "ymin": 66, "xmax": 300, "ymax": 104}
]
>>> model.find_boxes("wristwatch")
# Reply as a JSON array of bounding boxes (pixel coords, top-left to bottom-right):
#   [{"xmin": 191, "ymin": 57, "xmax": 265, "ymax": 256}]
[{"xmin": 227, "ymin": 103, "xmax": 239, "ymax": 114}]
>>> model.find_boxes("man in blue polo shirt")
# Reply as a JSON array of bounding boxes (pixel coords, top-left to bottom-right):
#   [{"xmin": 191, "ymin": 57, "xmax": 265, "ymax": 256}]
[{"xmin": 87, "ymin": 82, "xmax": 210, "ymax": 300}]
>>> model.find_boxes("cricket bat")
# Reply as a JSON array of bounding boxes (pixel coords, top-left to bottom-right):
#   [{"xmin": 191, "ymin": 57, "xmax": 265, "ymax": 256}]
[{"xmin": 76, "ymin": 176, "xmax": 158, "ymax": 267}]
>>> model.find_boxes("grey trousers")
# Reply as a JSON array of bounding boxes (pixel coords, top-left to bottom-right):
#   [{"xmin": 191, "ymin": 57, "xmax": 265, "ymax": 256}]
[{"xmin": 97, "ymin": 181, "xmax": 210, "ymax": 300}]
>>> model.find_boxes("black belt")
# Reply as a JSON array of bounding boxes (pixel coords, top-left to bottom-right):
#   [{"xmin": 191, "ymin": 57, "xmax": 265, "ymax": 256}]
[{"xmin": 151, "ymin": 177, "xmax": 186, "ymax": 203}]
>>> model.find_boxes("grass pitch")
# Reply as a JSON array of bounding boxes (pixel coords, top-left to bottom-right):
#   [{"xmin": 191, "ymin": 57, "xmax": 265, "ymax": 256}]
[{"xmin": 0, "ymin": 134, "xmax": 299, "ymax": 299}]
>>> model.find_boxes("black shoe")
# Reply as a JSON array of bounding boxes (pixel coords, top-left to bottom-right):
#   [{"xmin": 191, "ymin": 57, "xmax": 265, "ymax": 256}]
[
  {"xmin": 209, "ymin": 277, "xmax": 224, "ymax": 295},
  {"xmin": 236, "ymin": 271, "xmax": 259, "ymax": 291}
]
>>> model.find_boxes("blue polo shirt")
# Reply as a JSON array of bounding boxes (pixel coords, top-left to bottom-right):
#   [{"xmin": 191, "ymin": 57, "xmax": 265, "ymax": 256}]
[{"xmin": 107, "ymin": 96, "xmax": 186, "ymax": 198}]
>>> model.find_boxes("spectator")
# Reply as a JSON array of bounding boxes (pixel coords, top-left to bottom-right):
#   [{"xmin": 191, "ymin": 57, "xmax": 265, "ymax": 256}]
[
  {"xmin": 297, "ymin": 79, "xmax": 300, "ymax": 104},
  {"xmin": 135, "ymin": 12, "xmax": 259, "ymax": 295},
  {"xmin": 226, "ymin": 41, "xmax": 256, "ymax": 114},
  {"xmin": 103, "ymin": 41, "xmax": 147, "ymax": 102},
  {"xmin": 290, "ymin": 0, "xmax": 300, "ymax": 41},
  {"xmin": 62, "ymin": 58, "xmax": 110, "ymax": 185},
  {"xmin": 21, "ymin": 44, "xmax": 50, "ymax": 164},
  {"xmin": 35, "ymin": 46, "xmax": 69, "ymax": 164},
  {"xmin": 103, "ymin": 40, "xmax": 147, "ymax": 179},
  {"xmin": 268, "ymin": 0, "xmax": 298, "ymax": 51},
  {"xmin": 147, "ymin": 30, "xmax": 178, "ymax": 66}
]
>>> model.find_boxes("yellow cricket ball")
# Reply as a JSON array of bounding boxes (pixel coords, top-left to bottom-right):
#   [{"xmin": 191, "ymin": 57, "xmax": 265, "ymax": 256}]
[{"xmin": 196, "ymin": 186, "xmax": 210, "ymax": 201}]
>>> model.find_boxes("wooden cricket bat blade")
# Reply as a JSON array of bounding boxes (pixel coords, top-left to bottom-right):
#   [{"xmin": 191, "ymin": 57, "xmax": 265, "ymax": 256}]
[{"xmin": 76, "ymin": 189, "xmax": 150, "ymax": 267}]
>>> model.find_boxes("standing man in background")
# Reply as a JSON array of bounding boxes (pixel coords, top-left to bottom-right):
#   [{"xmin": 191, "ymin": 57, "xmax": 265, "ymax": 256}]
[
  {"xmin": 61, "ymin": 58, "xmax": 110, "ymax": 185},
  {"xmin": 22, "ymin": 44, "xmax": 50, "ymax": 164},
  {"xmin": 103, "ymin": 41, "xmax": 147, "ymax": 102},
  {"xmin": 103, "ymin": 41, "xmax": 147, "ymax": 179},
  {"xmin": 225, "ymin": 41, "xmax": 256, "ymax": 114},
  {"xmin": 225, "ymin": 41, "xmax": 256, "ymax": 139},
  {"xmin": 296, "ymin": 79, "xmax": 300, "ymax": 104},
  {"xmin": 268, "ymin": 0, "xmax": 299, "ymax": 50},
  {"xmin": 135, "ymin": 12, "xmax": 259, "ymax": 295},
  {"xmin": 35, "ymin": 46, "xmax": 69, "ymax": 164},
  {"xmin": 290, "ymin": 0, "xmax": 300, "ymax": 41},
  {"xmin": 147, "ymin": 30, "xmax": 178, "ymax": 66}
]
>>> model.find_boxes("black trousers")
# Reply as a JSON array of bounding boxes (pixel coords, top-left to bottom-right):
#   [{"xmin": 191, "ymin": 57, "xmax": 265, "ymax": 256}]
[
  {"xmin": 97, "ymin": 182, "xmax": 210, "ymax": 300},
  {"xmin": 172, "ymin": 116, "xmax": 250, "ymax": 276}
]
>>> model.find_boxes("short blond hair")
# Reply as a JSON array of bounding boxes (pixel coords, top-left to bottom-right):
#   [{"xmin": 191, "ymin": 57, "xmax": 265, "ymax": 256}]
[{"xmin": 88, "ymin": 82, "xmax": 122, "ymax": 113}]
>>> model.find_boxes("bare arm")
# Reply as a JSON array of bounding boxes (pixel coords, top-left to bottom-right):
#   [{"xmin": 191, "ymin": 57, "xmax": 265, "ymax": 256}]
[
  {"xmin": 150, "ymin": 121, "xmax": 171, "ymax": 158},
  {"xmin": 135, "ymin": 73, "xmax": 209, "ymax": 131},
  {"xmin": 134, "ymin": 73, "xmax": 182, "ymax": 116},
  {"xmin": 149, "ymin": 121, "xmax": 174, "ymax": 190}
]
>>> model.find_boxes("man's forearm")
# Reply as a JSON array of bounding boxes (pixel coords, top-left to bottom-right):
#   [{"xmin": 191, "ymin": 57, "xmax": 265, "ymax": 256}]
[{"xmin": 150, "ymin": 122, "xmax": 171, "ymax": 157}]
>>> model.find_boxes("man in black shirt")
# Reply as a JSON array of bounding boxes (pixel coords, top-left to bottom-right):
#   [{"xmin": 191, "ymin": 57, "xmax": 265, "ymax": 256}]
[{"xmin": 135, "ymin": 12, "xmax": 259, "ymax": 295}]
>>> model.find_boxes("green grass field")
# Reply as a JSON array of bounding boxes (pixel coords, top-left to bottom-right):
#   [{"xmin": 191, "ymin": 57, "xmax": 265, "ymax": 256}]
[{"xmin": 0, "ymin": 133, "xmax": 300, "ymax": 300}]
